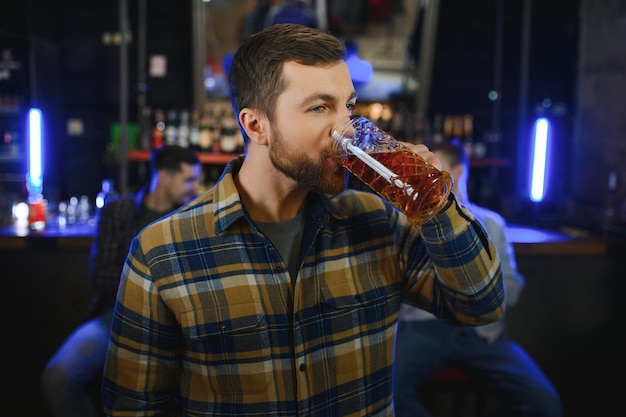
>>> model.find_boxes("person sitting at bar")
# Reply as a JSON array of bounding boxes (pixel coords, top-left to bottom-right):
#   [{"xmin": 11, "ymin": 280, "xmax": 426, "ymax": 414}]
[
  {"xmin": 393, "ymin": 139, "xmax": 562, "ymax": 417},
  {"xmin": 40, "ymin": 145, "xmax": 201, "ymax": 417}
]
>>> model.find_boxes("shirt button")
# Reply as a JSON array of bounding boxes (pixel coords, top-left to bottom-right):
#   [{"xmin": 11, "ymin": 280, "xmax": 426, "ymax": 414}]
[
  {"xmin": 218, "ymin": 323, "xmax": 227, "ymax": 331},
  {"xmin": 299, "ymin": 363, "xmax": 306, "ymax": 372}
]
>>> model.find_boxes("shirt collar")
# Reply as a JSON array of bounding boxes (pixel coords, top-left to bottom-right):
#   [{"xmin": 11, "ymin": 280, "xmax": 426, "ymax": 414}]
[{"xmin": 207, "ymin": 155, "xmax": 351, "ymax": 234}]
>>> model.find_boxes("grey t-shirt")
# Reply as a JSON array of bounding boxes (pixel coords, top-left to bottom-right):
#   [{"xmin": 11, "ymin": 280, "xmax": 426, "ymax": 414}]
[{"xmin": 255, "ymin": 210, "xmax": 305, "ymax": 283}]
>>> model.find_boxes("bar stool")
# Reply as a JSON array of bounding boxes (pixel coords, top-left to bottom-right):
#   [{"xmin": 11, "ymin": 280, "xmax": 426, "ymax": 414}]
[{"xmin": 420, "ymin": 363, "xmax": 490, "ymax": 417}]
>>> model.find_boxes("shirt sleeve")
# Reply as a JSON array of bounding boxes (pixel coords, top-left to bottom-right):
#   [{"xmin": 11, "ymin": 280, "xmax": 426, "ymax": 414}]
[
  {"xmin": 412, "ymin": 194, "xmax": 506, "ymax": 326},
  {"xmin": 101, "ymin": 229, "xmax": 182, "ymax": 416},
  {"xmin": 479, "ymin": 211, "xmax": 525, "ymax": 307}
]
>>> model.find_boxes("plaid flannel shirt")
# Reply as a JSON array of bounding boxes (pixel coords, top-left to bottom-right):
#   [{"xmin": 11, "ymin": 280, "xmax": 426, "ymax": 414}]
[{"xmin": 102, "ymin": 156, "xmax": 504, "ymax": 417}]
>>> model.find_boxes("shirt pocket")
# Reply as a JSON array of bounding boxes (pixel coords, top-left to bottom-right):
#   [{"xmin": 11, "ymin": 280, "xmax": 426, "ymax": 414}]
[
  {"xmin": 320, "ymin": 279, "xmax": 390, "ymax": 375},
  {"xmin": 180, "ymin": 301, "xmax": 271, "ymax": 395}
]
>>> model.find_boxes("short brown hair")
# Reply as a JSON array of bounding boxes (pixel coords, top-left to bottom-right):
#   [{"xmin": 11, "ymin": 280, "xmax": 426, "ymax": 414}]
[
  {"xmin": 431, "ymin": 139, "xmax": 469, "ymax": 170},
  {"xmin": 150, "ymin": 145, "xmax": 199, "ymax": 175},
  {"xmin": 228, "ymin": 23, "xmax": 346, "ymax": 142}
]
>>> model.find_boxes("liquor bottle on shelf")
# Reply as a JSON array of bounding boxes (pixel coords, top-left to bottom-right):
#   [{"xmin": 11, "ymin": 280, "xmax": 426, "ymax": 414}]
[
  {"xmin": 451, "ymin": 115, "xmax": 464, "ymax": 138},
  {"xmin": 461, "ymin": 114, "xmax": 477, "ymax": 158},
  {"xmin": 198, "ymin": 112, "xmax": 215, "ymax": 153},
  {"xmin": 177, "ymin": 109, "xmax": 190, "ymax": 148},
  {"xmin": 219, "ymin": 115, "xmax": 238, "ymax": 153},
  {"xmin": 140, "ymin": 106, "xmax": 152, "ymax": 149},
  {"xmin": 164, "ymin": 109, "xmax": 179, "ymax": 145},
  {"xmin": 152, "ymin": 108, "xmax": 165, "ymax": 149},
  {"xmin": 189, "ymin": 111, "xmax": 200, "ymax": 151},
  {"xmin": 27, "ymin": 193, "xmax": 46, "ymax": 231},
  {"xmin": 462, "ymin": 114, "xmax": 473, "ymax": 138},
  {"xmin": 78, "ymin": 194, "xmax": 90, "ymax": 224},
  {"xmin": 95, "ymin": 179, "xmax": 117, "ymax": 216}
]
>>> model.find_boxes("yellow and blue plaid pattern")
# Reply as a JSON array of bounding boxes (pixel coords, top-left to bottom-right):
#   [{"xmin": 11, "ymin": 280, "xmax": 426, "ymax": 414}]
[{"xmin": 103, "ymin": 156, "xmax": 504, "ymax": 416}]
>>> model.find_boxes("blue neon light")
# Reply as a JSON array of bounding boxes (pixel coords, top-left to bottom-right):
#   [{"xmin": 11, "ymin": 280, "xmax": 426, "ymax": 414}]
[
  {"xmin": 27, "ymin": 108, "xmax": 43, "ymax": 194},
  {"xmin": 530, "ymin": 118, "xmax": 549, "ymax": 202}
]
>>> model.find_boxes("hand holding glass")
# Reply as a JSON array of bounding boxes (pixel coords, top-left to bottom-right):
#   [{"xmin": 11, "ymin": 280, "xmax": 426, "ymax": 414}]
[{"xmin": 331, "ymin": 116, "xmax": 452, "ymax": 225}]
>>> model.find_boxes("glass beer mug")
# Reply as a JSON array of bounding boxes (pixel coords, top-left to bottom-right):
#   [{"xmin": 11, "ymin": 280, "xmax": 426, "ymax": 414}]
[{"xmin": 331, "ymin": 115, "xmax": 453, "ymax": 225}]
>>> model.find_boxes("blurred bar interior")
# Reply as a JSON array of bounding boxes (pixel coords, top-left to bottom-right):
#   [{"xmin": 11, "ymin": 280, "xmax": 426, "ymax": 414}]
[
  {"xmin": 1, "ymin": 1, "xmax": 625, "ymax": 416},
  {"xmin": 0, "ymin": 0, "xmax": 624, "ymax": 238}
]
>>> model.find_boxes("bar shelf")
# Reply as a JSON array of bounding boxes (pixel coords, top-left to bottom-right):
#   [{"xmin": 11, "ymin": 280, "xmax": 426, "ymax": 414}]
[{"xmin": 127, "ymin": 149, "xmax": 238, "ymax": 165}]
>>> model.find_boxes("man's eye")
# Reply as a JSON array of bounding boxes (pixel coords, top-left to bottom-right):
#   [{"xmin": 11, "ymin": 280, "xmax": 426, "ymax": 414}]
[
  {"xmin": 311, "ymin": 105, "xmax": 325, "ymax": 113},
  {"xmin": 346, "ymin": 103, "xmax": 356, "ymax": 111}
]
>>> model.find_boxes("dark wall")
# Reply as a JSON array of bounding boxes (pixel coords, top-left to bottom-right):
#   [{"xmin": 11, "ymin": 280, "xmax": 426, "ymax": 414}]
[
  {"xmin": 572, "ymin": 0, "xmax": 626, "ymax": 236},
  {"xmin": 0, "ymin": 0, "xmax": 193, "ymax": 202},
  {"xmin": 508, "ymin": 249, "xmax": 624, "ymax": 417},
  {"xmin": 2, "ymin": 246, "xmax": 93, "ymax": 417},
  {"xmin": 429, "ymin": 0, "xmax": 579, "ymax": 222}
]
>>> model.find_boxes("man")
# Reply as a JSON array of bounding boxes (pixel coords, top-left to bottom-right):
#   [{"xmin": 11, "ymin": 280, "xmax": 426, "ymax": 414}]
[
  {"xmin": 394, "ymin": 139, "xmax": 562, "ymax": 417},
  {"xmin": 102, "ymin": 24, "xmax": 504, "ymax": 416},
  {"xmin": 40, "ymin": 145, "xmax": 201, "ymax": 417}
]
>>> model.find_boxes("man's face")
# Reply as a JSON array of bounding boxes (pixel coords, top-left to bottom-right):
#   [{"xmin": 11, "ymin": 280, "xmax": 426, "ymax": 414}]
[
  {"xmin": 165, "ymin": 163, "xmax": 202, "ymax": 205},
  {"xmin": 267, "ymin": 60, "xmax": 357, "ymax": 195}
]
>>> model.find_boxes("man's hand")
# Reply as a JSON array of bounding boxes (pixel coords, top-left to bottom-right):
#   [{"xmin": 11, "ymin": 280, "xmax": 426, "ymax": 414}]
[{"xmin": 399, "ymin": 141, "xmax": 444, "ymax": 172}]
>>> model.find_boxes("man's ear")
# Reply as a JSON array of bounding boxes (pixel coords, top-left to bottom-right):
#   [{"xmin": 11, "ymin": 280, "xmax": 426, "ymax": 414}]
[
  {"xmin": 240, "ymin": 108, "xmax": 267, "ymax": 146},
  {"xmin": 156, "ymin": 169, "xmax": 171, "ymax": 186}
]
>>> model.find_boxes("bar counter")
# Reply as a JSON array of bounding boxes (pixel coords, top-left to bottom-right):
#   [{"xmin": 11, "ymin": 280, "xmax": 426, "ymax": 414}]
[
  {"xmin": 0, "ymin": 219, "xmax": 610, "ymax": 256},
  {"xmin": 1, "ymin": 218, "xmax": 622, "ymax": 417},
  {"xmin": 506, "ymin": 224, "xmax": 608, "ymax": 256},
  {"xmin": 0, "ymin": 218, "xmax": 96, "ymax": 250}
]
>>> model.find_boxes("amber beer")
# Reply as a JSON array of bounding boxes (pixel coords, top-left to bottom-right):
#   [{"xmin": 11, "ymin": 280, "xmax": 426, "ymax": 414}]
[{"xmin": 332, "ymin": 116, "xmax": 452, "ymax": 225}]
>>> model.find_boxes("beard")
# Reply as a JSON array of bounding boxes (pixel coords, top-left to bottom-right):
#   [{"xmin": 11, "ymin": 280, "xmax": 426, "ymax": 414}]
[{"xmin": 268, "ymin": 125, "xmax": 347, "ymax": 195}]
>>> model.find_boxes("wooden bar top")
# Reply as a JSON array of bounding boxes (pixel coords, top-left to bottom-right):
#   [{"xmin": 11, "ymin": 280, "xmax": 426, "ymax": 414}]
[
  {"xmin": 128, "ymin": 149, "xmax": 239, "ymax": 165},
  {"xmin": 0, "ymin": 219, "xmax": 612, "ymax": 256},
  {"xmin": 0, "ymin": 219, "xmax": 96, "ymax": 250},
  {"xmin": 506, "ymin": 224, "xmax": 607, "ymax": 256}
]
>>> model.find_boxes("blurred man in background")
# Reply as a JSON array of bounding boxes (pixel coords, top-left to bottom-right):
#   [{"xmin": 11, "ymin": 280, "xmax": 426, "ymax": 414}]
[
  {"xmin": 394, "ymin": 139, "xmax": 562, "ymax": 417},
  {"xmin": 40, "ymin": 145, "xmax": 201, "ymax": 417}
]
